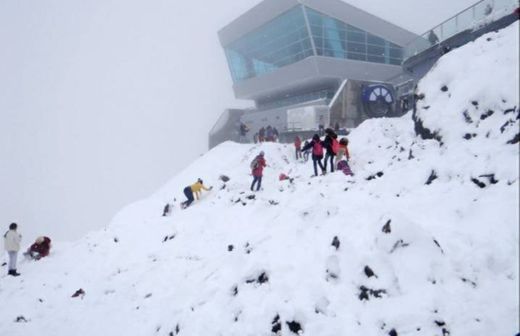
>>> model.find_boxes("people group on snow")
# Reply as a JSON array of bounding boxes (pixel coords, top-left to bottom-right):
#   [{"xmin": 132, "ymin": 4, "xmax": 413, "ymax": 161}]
[
  {"xmin": 300, "ymin": 129, "xmax": 352, "ymax": 177},
  {"xmin": 3, "ymin": 222, "xmax": 54, "ymax": 277}
]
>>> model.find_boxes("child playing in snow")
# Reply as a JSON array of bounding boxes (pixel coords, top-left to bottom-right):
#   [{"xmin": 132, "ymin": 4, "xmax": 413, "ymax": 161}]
[
  {"xmin": 336, "ymin": 137, "xmax": 353, "ymax": 176},
  {"xmin": 25, "ymin": 236, "xmax": 52, "ymax": 260},
  {"xmin": 335, "ymin": 137, "xmax": 350, "ymax": 164},
  {"xmin": 302, "ymin": 140, "xmax": 310, "ymax": 162},
  {"xmin": 181, "ymin": 179, "xmax": 212, "ymax": 209},
  {"xmin": 4, "ymin": 223, "xmax": 22, "ymax": 276}
]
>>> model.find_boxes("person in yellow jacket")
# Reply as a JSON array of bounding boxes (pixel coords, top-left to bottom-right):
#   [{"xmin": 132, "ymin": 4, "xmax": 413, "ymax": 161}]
[{"xmin": 181, "ymin": 178, "xmax": 212, "ymax": 209}]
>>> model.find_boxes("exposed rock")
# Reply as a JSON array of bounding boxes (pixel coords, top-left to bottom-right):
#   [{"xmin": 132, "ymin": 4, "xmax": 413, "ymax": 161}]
[
  {"xmin": 331, "ymin": 236, "xmax": 340, "ymax": 250},
  {"xmin": 382, "ymin": 220, "xmax": 392, "ymax": 234},
  {"xmin": 426, "ymin": 170, "xmax": 438, "ymax": 185},
  {"xmin": 286, "ymin": 320, "xmax": 303, "ymax": 334}
]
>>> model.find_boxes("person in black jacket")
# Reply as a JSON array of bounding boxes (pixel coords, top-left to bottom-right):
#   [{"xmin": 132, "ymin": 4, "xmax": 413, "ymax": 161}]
[
  {"xmin": 322, "ymin": 128, "xmax": 337, "ymax": 173},
  {"xmin": 301, "ymin": 134, "xmax": 325, "ymax": 176}
]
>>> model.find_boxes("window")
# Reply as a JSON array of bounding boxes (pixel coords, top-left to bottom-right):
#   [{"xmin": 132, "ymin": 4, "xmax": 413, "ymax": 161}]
[
  {"xmin": 305, "ymin": 8, "xmax": 404, "ymax": 66},
  {"xmin": 224, "ymin": 6, "xmax": 313, "ymax": 82}
]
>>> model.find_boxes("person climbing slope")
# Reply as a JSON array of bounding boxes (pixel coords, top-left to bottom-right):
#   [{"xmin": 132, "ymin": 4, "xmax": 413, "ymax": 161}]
[
  {"xmin": 301, "ymin": 134, "xmax": 325, "ymax": 177},
  {"xmin": 181, "ymin": 178, "xmax": 212, "ymax": 209},
  {"xmin": 250, "ymin": 151, "xmax": 267, "ymax": 191},
  {"xmin": 4, "ymin": 223, "xmax": 22, "ymax": 276},
  {"xmin": 294, "ymin": 136, "xmax": 302, "ymax": 160},
  {"xmin": 322, "ymin": 128, "xmax": 338, "ymax": 173}
]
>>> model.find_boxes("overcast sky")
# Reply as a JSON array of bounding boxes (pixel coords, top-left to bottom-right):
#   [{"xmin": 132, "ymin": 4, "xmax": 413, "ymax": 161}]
[{"xmin": 0, "ymin": 0, "xmax": 478, "ymax": 242}]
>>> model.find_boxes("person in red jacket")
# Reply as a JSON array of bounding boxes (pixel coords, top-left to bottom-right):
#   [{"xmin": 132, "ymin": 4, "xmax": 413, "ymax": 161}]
[
  {"xmin": 250, "ymin": 151, "xmax": 267, "ymax": 191},
  {"xmin": 301, "ymin": 134, "xmax": 325, "ymax": 176},
  {"xmin": 25, "ymin": 236, "xmax": 51, "ymax": 260},
  {"xmin": 294, "ymin": 136, "xmax": 302, "ymax": 160}
]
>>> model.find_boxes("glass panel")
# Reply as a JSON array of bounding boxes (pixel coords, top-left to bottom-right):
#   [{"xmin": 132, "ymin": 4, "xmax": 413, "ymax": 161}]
[
  {"xmin": 224, "ymin": 6, "xmax": 313, "ymax": 82},
  {"xmin": 305, "ymin": 7, "xmax": 403, "ymax": 66}
]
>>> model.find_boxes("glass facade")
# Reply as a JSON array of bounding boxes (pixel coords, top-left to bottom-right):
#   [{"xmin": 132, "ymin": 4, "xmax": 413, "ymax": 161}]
[
  {"xmin": 224, "ymin": 6, "xmax": 404, "ymax": 83},
  {"xmin": 306, "ymin": 8, "xmax": 403, "ymax": 66},
  {"xmin": 225, "ymin": 6, "xmax": 313, "ymax": 82}
]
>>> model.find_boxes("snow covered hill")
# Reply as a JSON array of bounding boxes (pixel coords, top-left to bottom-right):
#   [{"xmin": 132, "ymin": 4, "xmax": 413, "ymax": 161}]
[{"xmin": 1, "ymin": 22, "xmax": 518, "ymax": 336}]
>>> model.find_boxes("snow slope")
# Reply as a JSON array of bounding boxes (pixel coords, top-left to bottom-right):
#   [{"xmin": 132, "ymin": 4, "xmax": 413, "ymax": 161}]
[{"xmin": 1, "ymin": 22, "xmax": 518, "ymax": 336}]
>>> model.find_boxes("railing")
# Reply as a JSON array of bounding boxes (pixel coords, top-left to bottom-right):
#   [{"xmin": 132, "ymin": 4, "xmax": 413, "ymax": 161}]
[{"xmin": 404, "ymin": 0, "xmax": 518, "ymax": 59}]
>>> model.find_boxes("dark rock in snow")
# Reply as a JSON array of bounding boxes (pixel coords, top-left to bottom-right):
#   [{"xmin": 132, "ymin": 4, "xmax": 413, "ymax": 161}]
[
  {"xmin": 246, "ymin": 271, "xmax": 269, "ymax": 285},
  {"xmin": 15, "ymin": 316, "xmax": 28, "ymax": 323},
  {"xmin": 366, "ymin": 172, "xmax": 384, "ymax": 181},
  {"xmin": 435, "ymin": 320, "xmax": 446, "ymax": 327},
  {"xmin": 500, "ymin": 120, "xmax": 514, "ymax": 133},
  {"xmin": 113, "ymin": 237, "xmax": 119, "ymax": 243},
  {"xmin": 382, "ymin": 220, "xmax": 392, "ymax": 234},
  {"xmin": 162, "ymin": 204, "xmax": 170, "ymax": 217},
  {"xmin": 507, "ymin": 133, "xmax": 519, "ymax": 144},
  {"xmin": 479, "ymin": 174, "xmax": 499, "ymax": 184},
  {"xmin": 364, "ymin": 266, "xmax": 377, "ymax": 278},
  {"xmin": 480, "ymin": 110, "xmax": 494, "ymax": 120},
  {"xmin": 390, "ymin": 239, "xmax": 410, "ymax": 253},
  {"xmin": 71, "ymin": 288, "xmax": 85, "ymax": 298},
  {"xmin": 463, "ymin": 133, "xmax": 477, "ymax": 140},
  {"xmin": 433, "ymin": 239, "xmax": 445, "ymax": 254},
  {"xmin": 271, "ymin": 315, "xmax": 282, "ymax": 333},
  {"xmin": 425, "ymin": 170, "xmax": 438, "ymax": 185},
  {"xmin": 471, "ymin": 178, "xmax": 487, "ymax": 188},
  {"xmin": 246, "ymin": 195, "xmax": 256, "ymax": 200},
  {"xmin": 461, "ymin": 277, "xmax": 477, "ymax": 288},
  {"xmin": 440, "ymin": 85, "xmax": 448, "ymax": 92},
  {"xmin": 331, "ymin": 236, "xmax": 340, "ymax": 250},
  {"xmin": 463, "ymin": 110, "xmax": 473, "ymax": 123},
  {"xmin": 412, "ymin": 109, "xmax": 443, "ymax": 144},
  {"xmin": 268, "ymin": 200, "xmax": 279, "ymax": 206},
  {"xmin": 388, "ymin": 329, "xmax": 398, "ymax": 336},
  {"xmin": 358, "ymin": 286, "xmax": 387, "ymax": 301},
  {"xmin": 286, "ymin": 321, "xmax": 303, "ymax": 334},
  {"xmin": 231, "ymin": 285, "xmax": 238, "ymax": 296},
  {"xmin": 227, "ymin": 245, "xmax": 234, "ymax": 252},
  {"xmin": 163, "ymin": 235, "xmax": 175, "ymax": 243}
]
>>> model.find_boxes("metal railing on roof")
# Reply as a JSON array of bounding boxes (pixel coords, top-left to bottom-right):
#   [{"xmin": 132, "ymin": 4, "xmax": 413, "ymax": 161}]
[{"xmin": 404, "ymin": 0, "xmax": 518, "ymax": 59}]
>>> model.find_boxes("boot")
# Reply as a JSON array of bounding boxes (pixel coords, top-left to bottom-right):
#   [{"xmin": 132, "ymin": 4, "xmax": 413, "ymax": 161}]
[{"xmin": 8, "ymin": 269, "xmax": 20, "ymax": 277}]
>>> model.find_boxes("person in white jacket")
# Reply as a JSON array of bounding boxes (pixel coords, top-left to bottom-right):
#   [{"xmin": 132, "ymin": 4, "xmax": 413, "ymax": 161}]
[{"xmin": 4, "ymin": 223, "xmax": 22, "ymax": 276}]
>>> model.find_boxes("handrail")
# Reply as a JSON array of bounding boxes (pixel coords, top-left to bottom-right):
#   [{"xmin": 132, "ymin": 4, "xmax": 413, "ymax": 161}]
[{"xmin": 404, "ymin": 0, "xmax": 518, "ymax": 59}]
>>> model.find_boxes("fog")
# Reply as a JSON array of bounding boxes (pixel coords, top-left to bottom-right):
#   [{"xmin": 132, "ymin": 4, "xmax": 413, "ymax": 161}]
[{"xmin": 0, "ymin": 0, "xmax": 476, "ymax": 242}]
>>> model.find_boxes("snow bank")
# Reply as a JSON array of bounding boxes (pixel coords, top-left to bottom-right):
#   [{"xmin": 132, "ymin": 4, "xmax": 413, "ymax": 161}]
[{"xmin": 1, "ymin": 22, "xmax": 518, "ymax": 336}]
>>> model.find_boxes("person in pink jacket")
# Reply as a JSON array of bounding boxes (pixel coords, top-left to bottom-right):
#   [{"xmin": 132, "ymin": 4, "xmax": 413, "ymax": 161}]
[{"xmin": 250, "ymin": 151, "xmax": 267, "ymax": 191}]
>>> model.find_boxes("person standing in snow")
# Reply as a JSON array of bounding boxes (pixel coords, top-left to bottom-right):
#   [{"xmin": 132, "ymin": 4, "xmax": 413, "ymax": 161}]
[
  {"xmin": 250, "ymin": 151, "xmax": 267, "ymax": 192},
  {"xmin": 181, "ymin": 179, "xmax": 212, "ymax": 209},
  {"xmin": 258, "ymin": 127, "xmax": 266, "ymax": 143},
  {"xmin": 301, "ymin": 134, "xmax": 325, "ymax": 176},
  {"xmin": 302, "ymin": 140, "xmax": 311, "ymax": 162},
  {"xmin": 294, "ymin": 136, "xmax": 302, "ymax": 160},
  {"xmin": 4, "ymin": 223, "xmax": 22, "ymax": 276},
  {"xmin": 322, "ymin": 128, "xmax": 339, "ymax": 173}
]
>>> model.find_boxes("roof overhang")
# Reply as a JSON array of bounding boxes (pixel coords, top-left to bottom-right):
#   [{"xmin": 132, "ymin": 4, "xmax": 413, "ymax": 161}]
[{"xmin": 218, "ymin": 0, "xmax": 419, "ymax": 48}]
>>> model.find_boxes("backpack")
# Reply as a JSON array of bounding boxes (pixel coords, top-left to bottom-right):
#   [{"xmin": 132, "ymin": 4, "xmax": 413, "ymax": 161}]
[
  {"xmin": 312, "ymin": 141, "xmax": 323, "ymax": 156},
  {"xmin": 250, "ymin": 157, "xmax": 259, "ymax": 170},
  {"xmin": 332, "ymin": 138, "xmax": 340, "ymax": 154}
]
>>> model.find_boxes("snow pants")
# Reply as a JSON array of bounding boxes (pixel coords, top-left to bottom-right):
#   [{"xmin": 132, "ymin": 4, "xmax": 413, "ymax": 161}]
[
  {"xmin": 183, "ymin": 187, "xmax": 194, "ymax": 208},
  {"xmin": 323, "ymin": 152, "xmax": 335, "ymax": 172},
  {"xmin": 313, "ymin": 157, "xmax": 325, "ymax": 176},
  {"xmin": 251, "ymin": 175, "xmax": 262, "ymax": 191},
  {"xmin": 8, "ymin": 251, "xmax": 17, "ymax": 271}
]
